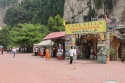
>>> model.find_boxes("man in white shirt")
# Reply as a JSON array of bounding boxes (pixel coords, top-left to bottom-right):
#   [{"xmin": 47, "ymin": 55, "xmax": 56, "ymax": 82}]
[
  {"xmin": 12, "ymin": 47, "xmax": 16, "ymax": 58},
  {"xmin": 69, "ymin": 46, "xmax": 74, "ymax": 64}
]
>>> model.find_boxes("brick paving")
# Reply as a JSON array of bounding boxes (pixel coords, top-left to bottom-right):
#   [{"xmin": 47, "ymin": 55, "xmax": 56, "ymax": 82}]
[{"xmin": 0, "ymin": 52, "xmax": 125, "ymax": 83}]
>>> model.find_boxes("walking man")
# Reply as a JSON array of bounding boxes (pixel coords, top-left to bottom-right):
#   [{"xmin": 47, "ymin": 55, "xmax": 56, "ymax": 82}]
[
  {"xmin": 69, "ymin": 46, "xmax": 74, "ymax": 64},
  {"xmin": 12, "ymin": 47, "xmax": 16, "ymax": 58}
]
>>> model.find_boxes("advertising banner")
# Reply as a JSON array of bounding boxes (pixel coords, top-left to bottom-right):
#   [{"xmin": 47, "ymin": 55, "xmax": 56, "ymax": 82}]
[
  {"xmin": 65, "ymin": 20, "xmax": 106, "ymax": 34},
  {"xmin": 98, "ymin": 18, "xmax": 116, "ymax": 28},
  {"xmin": 97, "ymin": 32, "xmax": 110, "ymax": 63}
]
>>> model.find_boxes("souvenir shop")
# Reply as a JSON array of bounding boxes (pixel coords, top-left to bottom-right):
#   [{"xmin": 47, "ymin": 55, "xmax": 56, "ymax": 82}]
[{"xmin": 65, "ymin": 20, "xmax": 110, "ymax": 63}]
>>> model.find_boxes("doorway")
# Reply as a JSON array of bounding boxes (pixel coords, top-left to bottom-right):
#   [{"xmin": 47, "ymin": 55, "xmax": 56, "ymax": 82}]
[{"xmin": 84, "ymin": 41, "xmax": 92, "ymax": 59}]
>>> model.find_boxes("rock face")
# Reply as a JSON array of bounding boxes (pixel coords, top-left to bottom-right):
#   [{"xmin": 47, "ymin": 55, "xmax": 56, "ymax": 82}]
[
  {"xmin": 1, "ymin": 0, "xmax": 125, "ymax": 27},
  {"xmin": 63, "ymin": 0, "xmax": 90, "ymax": 23},
  {"xmin": 111, "ymin": 0, "xmax": 125, "ymax": 24},
  {"xmin": 0, "ymin": 8, "xmax": 6, "ymax": 27},
  {"xmin": 63, "ymin": 0, "xmax": 125, "ymax": 24}
]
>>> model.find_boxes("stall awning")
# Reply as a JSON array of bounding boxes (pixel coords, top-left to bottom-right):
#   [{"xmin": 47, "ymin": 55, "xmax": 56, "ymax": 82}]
[
  {"xmin": 34, "ymin": 40, "xmax": 53, "ymax": 47},
  {"xmin": 43, "ymin": 31, "xmax": 65, "ymax": 40}
]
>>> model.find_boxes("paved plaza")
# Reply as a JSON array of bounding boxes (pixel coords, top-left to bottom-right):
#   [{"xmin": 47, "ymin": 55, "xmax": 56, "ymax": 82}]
[{"xmin": 0, "ymin": 52, "xmax": 125, "ymax": 83}]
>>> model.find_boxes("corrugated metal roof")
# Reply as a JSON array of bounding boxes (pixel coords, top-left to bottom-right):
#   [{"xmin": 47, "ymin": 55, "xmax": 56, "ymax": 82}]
[{"xmin": 43, "ymin": 31, "xmax": 65, "ymax": 40}]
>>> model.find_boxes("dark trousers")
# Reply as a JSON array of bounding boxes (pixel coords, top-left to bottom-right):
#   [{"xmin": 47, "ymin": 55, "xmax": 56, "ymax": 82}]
[
  {"xmin": 53, "ymin": 51, "xmax": 56, "ymax": 57},
  {"xmin": 1, "ymin": 51, "xmax": 3, "ymax": 55},
  {"xmin": 35, "ymin": 52, "xmax": 38, "ymax": 56},
  {"xmin": 70, "ymin": 56, "xmax": 73, "ymax": 64},
  {"xmin": 13, "ymin": 52, "xmax": 15, "ymax": 58}
]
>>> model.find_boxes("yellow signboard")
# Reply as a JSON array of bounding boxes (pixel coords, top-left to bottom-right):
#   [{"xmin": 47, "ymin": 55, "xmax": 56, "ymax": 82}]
[{"xmin": 65, "ymin": 20, "xmax": 106, "ymax": 34}]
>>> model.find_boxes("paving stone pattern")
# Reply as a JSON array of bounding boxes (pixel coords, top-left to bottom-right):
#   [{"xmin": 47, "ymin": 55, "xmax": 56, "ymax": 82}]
[{"xmin": 0, "ymin": 52, "xmax": 125, "ymax": 83}]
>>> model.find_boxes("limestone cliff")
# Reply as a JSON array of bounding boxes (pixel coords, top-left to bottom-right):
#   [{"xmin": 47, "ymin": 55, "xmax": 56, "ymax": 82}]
[
  {"xmin": 63, "ymin": 0, "xmax": 125, "ymax": 24},
  {"xmin": 63, "ymin": 0, "xmax": 90, "ymax": 23},
  {"xmin": 1, "ymin": 0, "xmax": 125, "ymax": 27}
]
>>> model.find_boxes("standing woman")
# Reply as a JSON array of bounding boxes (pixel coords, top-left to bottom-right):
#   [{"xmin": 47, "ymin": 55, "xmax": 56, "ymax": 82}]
[{"xmin": 45, "ymin": 48, "xmax": 50, "ymax": 60}]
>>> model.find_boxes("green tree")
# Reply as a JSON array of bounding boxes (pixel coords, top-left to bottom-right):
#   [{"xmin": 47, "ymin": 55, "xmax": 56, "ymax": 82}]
[
  {"xmin": 0, "ymin": 27, "xmax": 11, "ymax": 49},
  {"xmin": 93, "ymin": 0, "xmax": 114, "ymax": 15},
  {"xmin": 87, "ymin": 8, "xmax": 96, "ymax": 21},
  {"xmin": 10, "ymin": 23, "xmax": 49, "ymax": 52},
  {"xmin": 4, "ymin": 0, "xmax": 65, "ymax": 27},
  {"xmin": 47, "ymin": 15, "xmax": 64, "ymax": 32},
  {"xmin": 93, "ymin": 0, "xmax": 103, "ymax": 10},
  {"xmin": 4, "ymin": 6, "xmax": 27, "ymax": 27},
  {"xmin": 47, "ymin": 16, "xmax": 56, "ymax": 31}
]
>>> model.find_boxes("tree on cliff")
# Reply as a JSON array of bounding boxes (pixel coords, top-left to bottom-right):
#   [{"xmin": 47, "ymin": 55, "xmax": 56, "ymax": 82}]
[{"xmin": 4, "ymin": 0, "xmax": 65, "ymax": 27}]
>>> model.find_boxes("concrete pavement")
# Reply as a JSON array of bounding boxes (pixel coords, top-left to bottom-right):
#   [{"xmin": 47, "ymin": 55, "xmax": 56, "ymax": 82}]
[{"xmin": 0, "ymin": 52, "xmax": 125, "ymax": 83}]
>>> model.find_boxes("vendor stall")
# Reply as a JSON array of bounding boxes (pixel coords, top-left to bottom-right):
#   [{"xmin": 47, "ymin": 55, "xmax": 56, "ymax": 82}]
[
  {"xmin": 33, "ymin": 40, "xmax": 53, "ymax": 56},
  {"xmin": 43, "ymin": 31, "xmax": 65, "ymax": 57}
]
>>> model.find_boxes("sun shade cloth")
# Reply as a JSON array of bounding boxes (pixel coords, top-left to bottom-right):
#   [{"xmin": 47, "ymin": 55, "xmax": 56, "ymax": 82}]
[
  {"xmin": 34, "ymin": 40, "xmax": 53, "ymax": 47},
  {"xmin": 43, "ymin": 31, "xmax": 65, "ymax": 40}
]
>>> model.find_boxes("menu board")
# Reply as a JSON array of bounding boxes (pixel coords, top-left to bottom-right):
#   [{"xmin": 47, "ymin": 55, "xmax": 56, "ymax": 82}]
[
  {"xmin": 97, "ymin": 32, "xmax": 110, "ymax": 57},
  {"xmin": 65, "ymin": 41, "xmax": 72, "ymax": 50},
  {"xmin": 97, "ymin": 32, "xmax": 110, "ymax": 63}
]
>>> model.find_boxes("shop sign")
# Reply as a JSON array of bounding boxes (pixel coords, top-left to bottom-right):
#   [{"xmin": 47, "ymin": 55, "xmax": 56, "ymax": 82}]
[
  {"xmin": 98, "ymin": 18, "xmax": 116, "ymax": 28},
  {"xmin": 65, "ymin": 20, "xmax": 106, "ymax": 34}
]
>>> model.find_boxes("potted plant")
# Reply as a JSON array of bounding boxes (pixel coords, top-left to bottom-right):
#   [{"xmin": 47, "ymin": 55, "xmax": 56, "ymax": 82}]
[
  {"xmin": 110, "ymin": 49, "xmax": 115, "ymax": 61},
  {"xmin": 121, "ymin": 50, "xmax": 125, "ymax": 62}
]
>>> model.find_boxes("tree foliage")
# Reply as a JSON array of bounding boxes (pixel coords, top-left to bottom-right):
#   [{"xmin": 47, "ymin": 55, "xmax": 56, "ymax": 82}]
[
  {"xmin": 87, "ymin": 8, "xmax": 97, "ymax": 21},
  {"xmin": 93, "ymin": 0, "xmax": 103, "ymax": 10},
  {"xmin": 0, "ymin": 23, "xmax": 49, "ymax": 51},
  {"xmin": 47, "ymin": 15, "xmax": 64, "ymax": 32},
  {"xmin": 93, "ymin": 0, "xmax": 114, "ymax": 12},
  {"xmin": 4, "ymin": 0, "xmax": 65, "ymax": 27},
  {"xmin": 10, "ymin": 23, "xmax": 49, "ymax": 48},
  {"xmin": 0, "ymin": 27, "xmax": 11, "ymax": 48},
  {"xmin": 4, "ymin": 6, "xmax": 27, "ymax": 27}
]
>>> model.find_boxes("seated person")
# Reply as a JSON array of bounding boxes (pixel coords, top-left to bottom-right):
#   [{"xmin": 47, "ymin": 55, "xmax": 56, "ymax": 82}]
[
  {"xmin": 57, "ymin": 47, "xmax": 64, "ymax": 60},
  {"xmin": 38, "ymin": 51, "xmax": 41, "ymax": 56}
]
